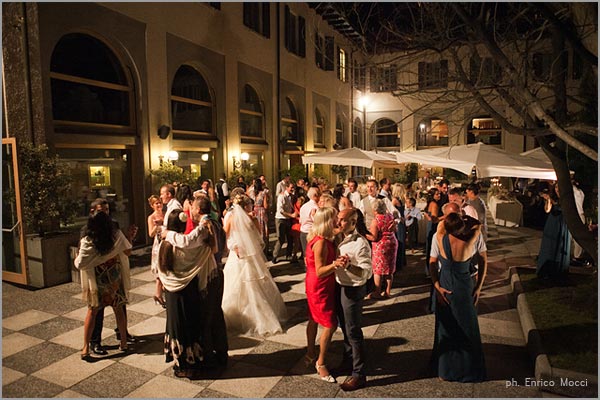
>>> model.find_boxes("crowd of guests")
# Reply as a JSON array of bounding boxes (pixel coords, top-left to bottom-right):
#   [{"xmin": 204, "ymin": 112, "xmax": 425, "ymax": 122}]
[{"xmin": 72, "ymin": 169, "xmax": 592, "ymax": 389}]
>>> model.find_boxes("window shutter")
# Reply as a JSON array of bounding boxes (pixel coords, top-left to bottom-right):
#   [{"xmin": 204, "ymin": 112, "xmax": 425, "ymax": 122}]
[
  {"xmin": 262, "ymin": 3, "xmax": 270, "ymax": 38},
  {"xmin": 298, "ymin": 16, "xmax": 306, "ymax": 57},
  {"xmin": 315, "ymin": 32, "xmax": 322, "ymax": 68},
  {"xmin": 440, "ymin": 60, "xmax": 448, "ymax": 87},
  {"xmin": 325, "ymin": 36, "xmax": 334, "ymax": 71},
  {"xmin": 284, "ymin": 5, "xmax": 291, "ymax": 51},
  {"xmin": 418, "ymin": 61, "xmax": 425, "ymax": 88}
]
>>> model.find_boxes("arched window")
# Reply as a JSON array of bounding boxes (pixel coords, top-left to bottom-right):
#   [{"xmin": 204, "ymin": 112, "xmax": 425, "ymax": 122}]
[
  {"xmin": 314, "ymin": 108, "xmax": 325, "ymax": 145},
  {"xmin": 281, "ymin": 97, "xmax": 300, "ymax": 144},
  {"xmin": 239, "ymin": 84, "xmax": 264, "ymax": 139},
  {"xmin": 171, "ymin": 65, "xmax": 213, "ymax": 136},
  {"xmin": 417, "ymin": 118, "xmax": 448, "ymax": 148},
  {"xmin": 50, "ymin": 33, "xmax": 133, "ymax": 130},
  {"xmin": 372, "ymin": 118, "xmax": 399, "ymax": 148},
  {"xmin": 335, "ymin": 116, "xmax": 346, "ymax": 148},
  {"xmin": 353, "ymin": 117, "xmax": 362, "ymax": 148},
  {"xmin": 467, "ymin": 116, "xmax": 502, "ymax": 145}
]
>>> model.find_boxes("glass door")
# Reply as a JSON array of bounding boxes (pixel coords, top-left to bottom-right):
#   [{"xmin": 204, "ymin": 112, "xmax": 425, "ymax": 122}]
[{"xmin": 2, "ymin": 137, "xmax": 28, "ymax": 284}]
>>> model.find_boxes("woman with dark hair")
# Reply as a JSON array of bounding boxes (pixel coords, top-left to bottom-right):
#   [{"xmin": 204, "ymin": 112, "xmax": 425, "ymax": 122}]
[
  {"xmin": 176, "ymin": 184, "xmax": 195, "ymax": 234},
  {"xmin": 537, "ymin": 184, "xmax": 571, "ymax": 278},
  {"xmin": 430, "ymin": 212, "xmax": 487, "ymax": 382},
  {"xmin": 424, "ymin": 188, "xmax": 442, "ymax": 277},
  {"xmin": 75, "ymin": 211, "xmax": 132, "ymax": 361},
  {"xmin": 158, "ymin": 208, "xmax": 208, "ymax": 377}
]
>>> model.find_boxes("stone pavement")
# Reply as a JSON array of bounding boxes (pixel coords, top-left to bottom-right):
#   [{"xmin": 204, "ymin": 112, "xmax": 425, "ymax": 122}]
[{"xmin": 2, "ymin": 225, "xmax": 556, "ymax": 398}]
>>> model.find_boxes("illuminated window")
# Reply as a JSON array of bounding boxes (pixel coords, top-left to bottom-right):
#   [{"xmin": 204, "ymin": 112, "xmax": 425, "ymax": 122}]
[
  {"xmin": 417, "ymin": 118, "xmax": 449, "ymax": 148},
  {"xmin": 467, "ymin": 117, "xmax": 502, "ymax": 145}
]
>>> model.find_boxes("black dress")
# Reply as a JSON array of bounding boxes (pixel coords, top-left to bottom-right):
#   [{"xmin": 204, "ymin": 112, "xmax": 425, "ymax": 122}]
[
  {"xmin": 164, "ymin": 275, "xmax": 204, "ymax": 372},
  {"xmin": 432, "ymin": 234, "xmax": 486, "ymax": 382}
]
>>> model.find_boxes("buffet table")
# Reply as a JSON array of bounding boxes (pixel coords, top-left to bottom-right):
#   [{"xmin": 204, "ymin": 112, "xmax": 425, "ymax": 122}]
[{"xmin": 488, "ymin": 195, "xmax": 523, "ymax": 227}]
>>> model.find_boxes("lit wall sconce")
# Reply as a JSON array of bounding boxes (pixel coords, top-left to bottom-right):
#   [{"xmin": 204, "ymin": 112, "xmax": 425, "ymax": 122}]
[
  {"xmin": 157, "ymin": 125, "xmax": 171, "ymax": 139},
  {"xmin": 232, "ymin": 152, "xmax": 250, "ymax": 172},
  {"xmin": 201, "ymin": 153, "xmax": 209, "ymax": 162},
  {"xmin": 167, "ymin": 150, "xmax": 179, "ymax": 165}
]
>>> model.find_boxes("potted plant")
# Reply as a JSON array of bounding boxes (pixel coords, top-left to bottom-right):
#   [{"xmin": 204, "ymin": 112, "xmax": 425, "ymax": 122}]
[{"xmin": 18, "ymin": 142, "xmax": 80, "ymax": 288}]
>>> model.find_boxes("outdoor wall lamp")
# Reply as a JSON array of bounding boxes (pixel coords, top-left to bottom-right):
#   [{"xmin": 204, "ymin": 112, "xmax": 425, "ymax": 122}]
[
  {"xmin": 232, "ymin": 152, "xmax": 250, "ymax": 172},
  {"xmin": 167, "ymin": 150, "xmax": 179, "ymax": 165},
  {"xmin": 201, "ymin": 153, "xmax": 209, "ymax": 162}
]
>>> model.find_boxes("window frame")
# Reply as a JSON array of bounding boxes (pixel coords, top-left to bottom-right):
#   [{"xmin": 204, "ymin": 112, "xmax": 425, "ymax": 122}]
[
  {"xmin": 314, "ymin": 108, "xmax": 325, "ymax": 146},
  {"xmin": 50, "ymin": 33, "xmax": 135, "ymax": 133},
  {"xmin": 243, "ymin": 2, "xmax": 270, "ymax": 38},
  {"xmin": 170, "ymin": 65, "xmax": 215, "ymax": 137},
  {"xmin": 417, "ymin": 118, "xmax": 449, "ymax": 148},
  {"xmin": 467, "ymin": 116, "xmax": 502, "ymax": 145},
  {"xmin": 372, "ymin": 118, "xmax": 399, "ymax": 149},
  {"xmin": 370, "ymin": 65, "xmax": 397, "ymax": 92},
  {"xmin": 418, "ymin": 60, "xmax": 449, "ymax": 89},
  {"xmin": 239, "ymin": 84, "xmax": 265, "ymax": 140}
]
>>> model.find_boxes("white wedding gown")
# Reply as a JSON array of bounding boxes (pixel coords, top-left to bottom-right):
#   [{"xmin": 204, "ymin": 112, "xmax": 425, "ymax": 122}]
[{"xmin": 222, "ymin": 205, "xmax": 287, "ymax": 337}]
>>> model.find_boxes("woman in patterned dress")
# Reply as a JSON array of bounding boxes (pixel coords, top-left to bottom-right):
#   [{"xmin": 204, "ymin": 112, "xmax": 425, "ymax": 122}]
[
  {"xmin": 75, "ymin": 211, "xmax": 132, "ymax": 361},
  {"xmin": 367, "ymin": 199, "xmax": 398, "ymax": 299},
  {"xmin": 252, "ymin": 178, "xmax": 269, "ymax": 246}
]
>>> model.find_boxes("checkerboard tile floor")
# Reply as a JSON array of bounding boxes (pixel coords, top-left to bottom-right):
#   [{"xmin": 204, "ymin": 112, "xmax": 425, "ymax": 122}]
[{"xmin": 2, "ymin": 226, "xmax": 545, "ymax": 398}]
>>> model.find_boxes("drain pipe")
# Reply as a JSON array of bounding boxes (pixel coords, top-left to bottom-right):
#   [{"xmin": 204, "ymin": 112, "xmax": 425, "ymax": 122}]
[{"xmin": 275, "ymin": 3, "xmax": 282, "ymax": 182}]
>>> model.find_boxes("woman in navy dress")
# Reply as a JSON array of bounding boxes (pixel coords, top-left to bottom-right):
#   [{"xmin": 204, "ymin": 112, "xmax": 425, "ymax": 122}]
[
  {"xmin": 430, "ymin": 213, "xmax": 487, "ymax": 382},
  {"xmin": 537, "ymin": 185, "xmax": 571, "ymax": 278}
]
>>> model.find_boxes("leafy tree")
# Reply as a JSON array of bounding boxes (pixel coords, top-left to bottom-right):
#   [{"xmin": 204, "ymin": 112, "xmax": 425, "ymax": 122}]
[
  {"xmin": 149, "ymin": 161, "xmax": 195, "ymax": 190},
  {"xmin": 19, "ymin": 143, "xmax": 78, "ymax": 235}
]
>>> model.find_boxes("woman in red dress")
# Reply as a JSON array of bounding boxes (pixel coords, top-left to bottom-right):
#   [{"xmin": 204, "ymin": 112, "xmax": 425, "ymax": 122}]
[{"xmin": 305, "ymin": 206, "xmax": 346, "ymax": 383}]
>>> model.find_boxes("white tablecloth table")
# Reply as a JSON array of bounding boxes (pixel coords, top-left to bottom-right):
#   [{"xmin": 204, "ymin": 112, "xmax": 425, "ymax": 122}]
[{"xmin": 488, "ymin": 195, "xmax": 523, "ymax": 227}]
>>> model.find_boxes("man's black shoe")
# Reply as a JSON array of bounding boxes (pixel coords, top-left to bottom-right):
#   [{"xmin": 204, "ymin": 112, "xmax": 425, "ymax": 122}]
[{"xmin": 91, "ymin": 343, "xmax": 108, "ymax": 356}]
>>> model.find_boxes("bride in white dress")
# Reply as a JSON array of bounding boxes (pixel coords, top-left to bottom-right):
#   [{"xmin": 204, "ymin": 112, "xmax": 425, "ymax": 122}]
[{"xmin": 222, "ymin": 194, "xmax": 287, "ymax": 337}]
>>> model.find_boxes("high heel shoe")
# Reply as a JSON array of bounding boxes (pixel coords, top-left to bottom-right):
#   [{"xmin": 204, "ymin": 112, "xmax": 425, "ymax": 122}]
[
  {"xmin": 119, "ymin": 344, "xmax": 129, "ymax": 352},
  {"xmin": 153, "ymin": 295, "xmax": 166, "ymax": 308},
  {"xmin": 315, "ymin": 362, "xmax": 336, "ymax": 383},
  {"xmin": 81, "ymin": 350, "xmax": 93, "ymax": 362}
]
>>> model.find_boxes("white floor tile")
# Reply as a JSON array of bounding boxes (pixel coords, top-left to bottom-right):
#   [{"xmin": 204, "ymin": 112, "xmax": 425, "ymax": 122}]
[
  {"xmin": 121, "ymin": 348, "xmax": 172, "ymax": 374},
  {"xmin": 125, "ymin": 374, "xmax": 202, "ymax": 398},
  {"xmin": 3, "ymin": 309, "xmax": 57, "ymax": 331},
  {"xmin": 49, "ymin": 326, "xmax": 114, "ymax": 350},
  {"xmin": 129, "ymin": 282, "xmax": 158, "ymax": 297},
  {"xmin": 55, "ymin": 389, "xmax": 89, "ymax": 398},
  {"xmin": 2, "ymin": 366, "xmax": 26, "ymax": 385},
  {"xmin": 33, "ymin": 352, "xmax": 114, "ymax": 387},
  {"xmin": 128, "ymin": 316, "xmax": 166, "ymax": 337},
  {"xmin": 127, "ymin": 297, "xmax": 166, "ymax": 316},
  {"xmin": 2, "ymin": 332, "xmax": 45, "ymax": 358},
  {"xmin": 207, "ymin": 361, "xmax": 282, "ymax": 398}
]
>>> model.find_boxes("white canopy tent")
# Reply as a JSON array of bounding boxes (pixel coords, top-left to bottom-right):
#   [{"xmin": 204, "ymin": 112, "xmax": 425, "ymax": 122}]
[
  {"xmin": 302, "ymin": 147, "xmax": 400, "ymax": 169},
  {"xmin": 394, "ymin": 142, "xmax": 557, "ymax": 180}
]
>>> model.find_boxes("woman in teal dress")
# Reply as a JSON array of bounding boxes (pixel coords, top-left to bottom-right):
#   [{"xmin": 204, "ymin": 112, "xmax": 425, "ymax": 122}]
[
  {"xmin": 537, "ymin": 185, "xmax": 571, "ymax": 278},
  {"xmin": 430, "ymin": 213, "xmax": 487, "ymax": 382}
]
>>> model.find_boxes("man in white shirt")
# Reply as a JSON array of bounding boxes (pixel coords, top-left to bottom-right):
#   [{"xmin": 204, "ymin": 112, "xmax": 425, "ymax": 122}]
[
  {"xmin": 273, "ymin": 182, "xmax": 297, "ymax": 263},
  {"xmin": 160, "ymin": 184, "xmax": 183, "ymax": 227},
  {"xmin": 299, "ymin": 187, "xmax": 320, "ymax": 257},
  {"xmin": 346, "ymin": 178, "xmax": 362, "ymax": 208},
  {"xmin": 275, "ymin": 173, "xmax": 291, "ymax": 198},
  {"xmin": 335, "ymin": 208, "xmax": 372, "ymax": 391},
  {"xmin": 404, "ymin": 197, "xmax": 422, "ymax": 253},
  {"xmin": 419, "ymin": 171, "xmax": 434, "ymax": 191},
  {"xmin": 465, "ymin": 183, "xmax": 487, "ymax": 242},
  {"xmin": 358, "ymin": 179, "xmax": 397, "ymax": 227}
]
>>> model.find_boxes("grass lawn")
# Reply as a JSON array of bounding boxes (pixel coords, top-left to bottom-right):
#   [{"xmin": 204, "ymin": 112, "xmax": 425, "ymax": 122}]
[{"xmin": 518, "ymin": 268, "xmax": 598, "ymax": 375}]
